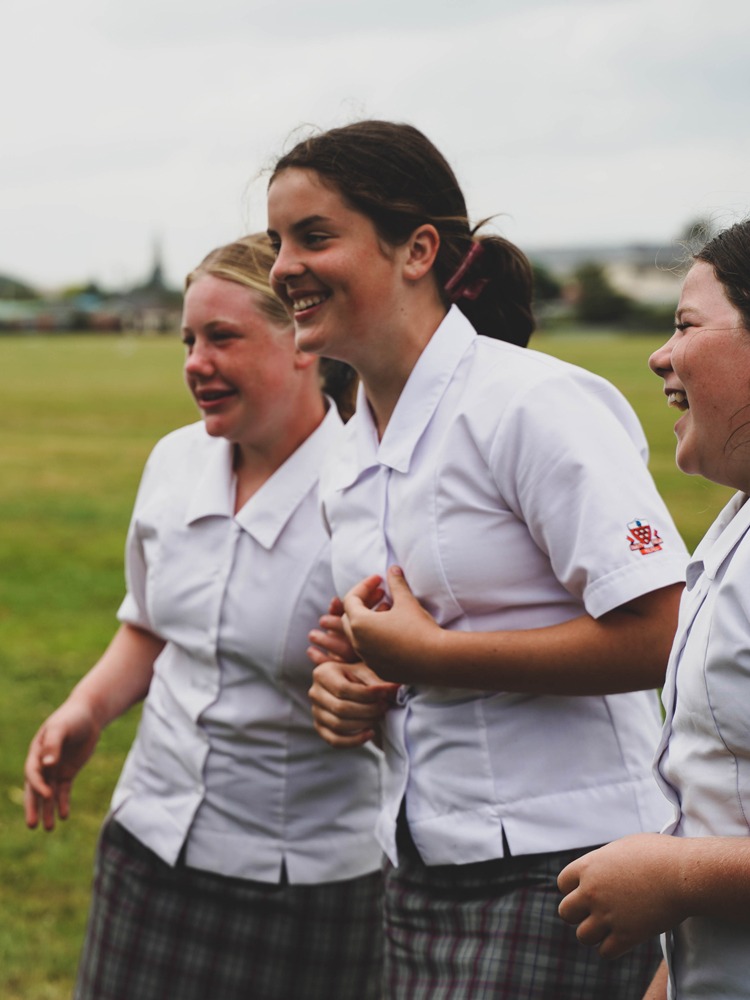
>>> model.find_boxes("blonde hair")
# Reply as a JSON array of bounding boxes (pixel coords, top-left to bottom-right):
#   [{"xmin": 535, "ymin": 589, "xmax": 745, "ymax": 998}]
[
  {"xmin": 186, "ymin": 233, "xmax": 291, "ymax": 329},
  {"xmin": 185, "ymin": 232, "xmax": 358, "ymax": 420}
]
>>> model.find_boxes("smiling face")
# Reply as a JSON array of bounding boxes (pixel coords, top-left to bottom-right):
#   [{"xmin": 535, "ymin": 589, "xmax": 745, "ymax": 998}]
[
  {"xmin": 182, "ymin": 274, "xmax": 310, "ymax": 452},
  {"xmin": 267, "ymin": 167, "xmax": 422, "ymax": 371},
  {"xmin": 649, "ymin": 260, "xmax": 750, "ymax": 491}
]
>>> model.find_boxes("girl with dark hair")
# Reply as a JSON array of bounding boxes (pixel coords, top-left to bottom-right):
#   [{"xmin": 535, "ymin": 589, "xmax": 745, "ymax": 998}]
[
  {"xmin": 559, "ymin": 219, "xmax": 750, "ymax": 1000},
  {"xmin": 24, "ymin": 234, "xmax": 382, "ymax": 1000},
  {"xmin": 267, "ymin": 120, "xmax": 689, "ymax": 999}
]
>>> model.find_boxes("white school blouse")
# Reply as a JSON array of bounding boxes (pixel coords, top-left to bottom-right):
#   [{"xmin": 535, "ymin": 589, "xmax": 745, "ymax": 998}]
[
  {"xmin": 655, "ymin": 492, "xmax": 750, "ymax": 1000},
  {"xmin": 321, "ymin": 306, "xmax": 687, "ymax": 867},
  {"xmin": 111, "ymin": 405, "xmax": 383, "ymax": 884}
]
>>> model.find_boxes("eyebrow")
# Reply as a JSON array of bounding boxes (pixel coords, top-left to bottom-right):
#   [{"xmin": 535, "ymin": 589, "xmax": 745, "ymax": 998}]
[
  {"xmin": 268, "ymin": 214, "xmax": 332, "ymax": 237},
  {"xmin": 182, "ymin": 319, "xmax": 239, "ymax": 335},
  {"xmin": 675, "ymin": 303, "xmax": 699, "ymax": 320}
]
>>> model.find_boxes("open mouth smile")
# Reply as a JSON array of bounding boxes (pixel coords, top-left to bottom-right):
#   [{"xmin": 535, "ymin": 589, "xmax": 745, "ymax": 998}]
[
  {"xmin": 291, "ymin": 292, "xmax": 330, "ymax": 314},
  {"xmin": 667, "ymin": 390, "xmax": 689, "ymax": 411},
  {"xmin": 195, "ymin": 388, "xmax": 235, "ymax": 405}
]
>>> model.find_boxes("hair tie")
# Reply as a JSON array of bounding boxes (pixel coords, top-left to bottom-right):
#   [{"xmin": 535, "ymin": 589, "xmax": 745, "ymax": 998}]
[{"xmin": 444, "ymin": 242, "xmax": 489, "ymax": 303}]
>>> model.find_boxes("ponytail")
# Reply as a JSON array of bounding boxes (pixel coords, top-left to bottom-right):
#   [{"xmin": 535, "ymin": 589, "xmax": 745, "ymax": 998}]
[
  {"xmin": 443, "ymin": 233, "xmax": 535, "ymax": 348},
  {"xmin": 272, "ymin": 120, "xmax": 535, "ymax": 348}
]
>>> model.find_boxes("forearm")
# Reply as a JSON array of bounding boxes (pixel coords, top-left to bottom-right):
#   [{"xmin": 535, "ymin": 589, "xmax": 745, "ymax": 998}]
[
  {"xmin": 642, "ymin": 961, "xmax": 668, "ymax": 1000},
  {"xmin": 558, "ymin": 832, "xmax": 750, "ymax": 961},
  {"xmin": 675, "ymin": 836, "xmax": 750, "ymax": 923},
  {"xmin": 66, "ymin": 623, "xmax": 163, "ymax": 728},
  {"xmin": 433, "ymin": 593, "xmax": 676, "ymax": 694},
  {"xmin": 384, "ymin": 584, "xmax": 682, "ymax": 694}
]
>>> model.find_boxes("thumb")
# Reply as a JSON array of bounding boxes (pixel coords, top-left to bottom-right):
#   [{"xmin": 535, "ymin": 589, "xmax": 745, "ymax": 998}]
[
  {"xmin": 38, "ymin": 723, "xmax": 66, "ymax": 770},
  {"xmin": 345, "ymin": 661, "xmax": 401, "ymax": 698},
  {"xmin": 386, "ymin": 565, "xmax": 417, "ymax": 605}
]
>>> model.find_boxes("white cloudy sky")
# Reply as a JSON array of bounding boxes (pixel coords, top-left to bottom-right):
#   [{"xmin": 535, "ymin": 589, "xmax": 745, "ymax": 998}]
[{"xmin": 3, "ymin": 0, "xmax": 749, "ymax": 290}]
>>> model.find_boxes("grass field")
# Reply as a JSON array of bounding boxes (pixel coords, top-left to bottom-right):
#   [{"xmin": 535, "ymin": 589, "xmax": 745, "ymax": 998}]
[{"xmin": 0, "ymin": 331, "xmax": 733, "ymax": 999}]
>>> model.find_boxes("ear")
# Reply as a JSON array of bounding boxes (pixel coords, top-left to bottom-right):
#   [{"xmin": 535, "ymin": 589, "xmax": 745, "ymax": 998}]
[{"xmin": 402, "ymin": 224, "xmax": 440, "ymax": 281}]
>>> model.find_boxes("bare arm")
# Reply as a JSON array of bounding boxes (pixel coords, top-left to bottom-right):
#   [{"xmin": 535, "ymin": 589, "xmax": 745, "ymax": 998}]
[
  {"xmin": 557, "ymin": 834, "xmax": 750, "ymax": 959},
  {"xmin": 342, "ymin": 567, "xmax": 682, "ymax": 694},
  {"xmin": 24, "ymin": 623, "xmax": 164, "ymax": 830},
  {"xmin": 642, "ymin": 962, "xmax": 668, "ymax": 1000}
]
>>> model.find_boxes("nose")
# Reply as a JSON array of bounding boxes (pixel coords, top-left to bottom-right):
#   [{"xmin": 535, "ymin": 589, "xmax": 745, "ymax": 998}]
[
  {"xmin": 269, "ymin": 241, "xmax": 305, "ymax": 290},
  {"xmin": 184, "ymin": 339, "xmax": 214, "ymax": 378},
  {"xmin": 648, "ymin": 331, "xmax": 677, "ymax": 378}
]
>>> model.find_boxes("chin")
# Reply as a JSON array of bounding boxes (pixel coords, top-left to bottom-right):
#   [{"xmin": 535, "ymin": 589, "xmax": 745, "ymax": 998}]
[
  {"xmin": 295, "ymin": 334, "xmax": 326, "ymax": 358},
  {"xmin": 202, "ymin": 417, "xmax": 230, "ymax": 439}
]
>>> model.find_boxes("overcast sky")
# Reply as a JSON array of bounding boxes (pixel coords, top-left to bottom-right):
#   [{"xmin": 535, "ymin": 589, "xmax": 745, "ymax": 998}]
[{"xmin": 3, "ymin": 0, "xmax": 749, "ymax": 290}]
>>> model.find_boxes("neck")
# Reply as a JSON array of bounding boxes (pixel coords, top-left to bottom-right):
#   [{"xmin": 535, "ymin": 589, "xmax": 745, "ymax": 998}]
[
  {"xmin": 357, "ymin": 300, "xmax": 447, "ymax": 438},
  {"xmin": 233, "ymin": 394, "xmax": 326, "ymax": 510}
]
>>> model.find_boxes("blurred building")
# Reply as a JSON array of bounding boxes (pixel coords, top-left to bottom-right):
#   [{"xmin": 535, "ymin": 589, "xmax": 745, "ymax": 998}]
[{"xmin": 0, "ymin": 242, "xmax": 182, "ymax": 333}]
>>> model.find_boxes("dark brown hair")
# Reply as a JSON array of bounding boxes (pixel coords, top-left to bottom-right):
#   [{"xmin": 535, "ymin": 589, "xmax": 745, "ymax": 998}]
[
  {"xmin": 694, "ymin": 219, "xmax": 750, "ymax": 330},
  {"xmin": 186, "ymin": 233, "xmax": 357, "ymax": 419},
  {"xmin": 271, "ymin": 121, "xmax": 534, "ymax": 347}
]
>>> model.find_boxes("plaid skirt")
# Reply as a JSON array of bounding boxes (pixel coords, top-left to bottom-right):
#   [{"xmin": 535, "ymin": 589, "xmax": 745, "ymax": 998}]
[
  {"xmin": 75, "ymin": 818, "xmax": 384, "ymax": 1000},
  {"xmin": 384, "ymin": 833, "xmax": 661, "ymax": 1000}
]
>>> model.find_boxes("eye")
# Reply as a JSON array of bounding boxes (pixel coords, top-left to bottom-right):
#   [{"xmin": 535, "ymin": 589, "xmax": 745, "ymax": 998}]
[
  {"xmin": 675, "ymin": 322, "xmax": 692, "ymax": 332},
  {"xmin": 209, "ymin": 330, "xmax": 237, "ymax": 344},
  {"xmin": 181, "ymin": 333, "xmax": 195, "ymax": 350},
  {"xmin": 267, "ymin": 236, "xmax": 281, "ymax": 256},
  {"xmin": 304, "ymin": 232, "xmax": 330, "ymax": 248}
]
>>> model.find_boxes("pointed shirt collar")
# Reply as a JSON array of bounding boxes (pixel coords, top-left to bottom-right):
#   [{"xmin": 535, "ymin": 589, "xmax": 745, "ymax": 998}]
[
  {"xmin": 686, "ymin": 491, "xmax": 750, "ymax": 588},
  {"xmin": 327, "ymin": 306, "xmax": 476, "ymax": 492},
  {"xmin": 185, "ymin": 403, "xmax": 343, "ymax": 549}
]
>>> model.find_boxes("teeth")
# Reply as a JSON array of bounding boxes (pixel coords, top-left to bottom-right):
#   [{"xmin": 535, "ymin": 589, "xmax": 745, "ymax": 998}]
[
  {"xmin": 667, "ymin": 390, "xmax": 688, "ymax": 410},
  {"xmin": 293, "ymin": 294, "xmax": 327, "ymax": 312}
]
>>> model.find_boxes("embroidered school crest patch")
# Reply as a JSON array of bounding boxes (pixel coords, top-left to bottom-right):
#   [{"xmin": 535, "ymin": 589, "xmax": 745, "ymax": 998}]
[{"xmin": 626, "ymin": 519, "xmax": 663, "ymax": 555}]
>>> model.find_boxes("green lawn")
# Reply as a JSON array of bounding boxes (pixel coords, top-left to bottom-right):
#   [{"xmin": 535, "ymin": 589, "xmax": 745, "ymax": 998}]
[
  {"xmin": 0, "ymin": 331, "xmax": 732, "ymax": 999},
  {"xmin": 0, "ymin": 334, "xmax": 195, "ymax": 1000}
]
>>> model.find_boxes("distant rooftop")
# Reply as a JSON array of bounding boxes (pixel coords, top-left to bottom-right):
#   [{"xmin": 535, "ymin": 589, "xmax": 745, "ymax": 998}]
[{"xmin": 527, "ymin": 242, "xmax": 687, "ymax": 277}]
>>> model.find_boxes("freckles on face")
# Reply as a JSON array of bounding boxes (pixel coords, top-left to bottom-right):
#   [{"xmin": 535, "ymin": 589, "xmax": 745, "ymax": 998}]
[
  {"xmin": 180, "ymin": 275, "xmax": 300, "ymax": 446},
  {"xmin": 266, "ymin": 168, "xmax": 407, "ymax": 364},
  {"xmin": 663, "ymin": 261, "xmax": 750, "ymax": 489}
]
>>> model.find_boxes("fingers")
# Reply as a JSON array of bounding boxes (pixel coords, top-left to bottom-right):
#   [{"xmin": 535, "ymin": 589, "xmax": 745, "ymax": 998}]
[
  {"xmin": 573, "ymin": 915, "xmax": 609, "ymax": 949},
  {"xmin": 40, "ymin": 788, "xmax": 60, "ymax": 832},
  {"xmin": 24, "ymin": 781, "xmax": 42, "ymax": 830},
  {"xmin": 315, "ymin": 659, "xmax": 398, "ymax": 697},
  {"xmin": 310, "ymin": 697, "xmax": 378, "ymax": 743},
  {"xmin": 307, "ymin": 645, "xmax": 331, "ymax": 667},
  {"xmin": 308, "ymin": 627, "xmax": 355, "ymax": 663},
  {"xmin": 309, "ymin": 661, "xmax": 396, "ymax": 708},
  {"xmin": 558, "ymin": 890, "xmax": 590, "ymax": 926},
  {"xmin": 343, "ymin": 575, "xmax": 386, "ymax": 615},
  {"xmin": 557, "ymin": 862, "xmax": 633, "ymax": 960},
  {"xmin": 308, "ymin": 659, "xmax": 398, "ymax": 748},
  {"xmin": 312, "ymin": 714, "xmax": 376, "ymax": 748},
  {"xmin": 327, "ymin": 596, "xmax": 345, "ymax": 617},
  {"xmin": 24, "ymin": 770, "xmax": 64, "ymax": 832},
  {"xmin": 311, "ymin": 599, "xmax": 359, "ymax": 664},
  {"xmin": 55, "ymin": 780, "xmax": 72, "ymax": 822},
  {"xmin": 557, "ymin": 858, "xmax": 581, "ymax": 895},
  {"xmin": 318, "ymin": 613, "xmax": 348, "ymax": 634},
  {"xmin": 23, "ymin": 728, "xmax": 56, "ymax": 828},
  {"xmin": 23, "ymin": 719, "xmax": 77, "ymax": 831},
  {"xmin": 558, "ymin": 891, "xmax": 622, "ymax": 956}
]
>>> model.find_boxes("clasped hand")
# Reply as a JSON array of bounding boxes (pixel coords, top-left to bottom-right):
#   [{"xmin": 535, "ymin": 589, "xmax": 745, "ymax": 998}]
[{"xmin": 307, "ymin": 566, "xmax": 441, "ymax": 746}]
